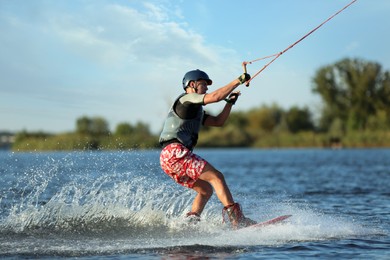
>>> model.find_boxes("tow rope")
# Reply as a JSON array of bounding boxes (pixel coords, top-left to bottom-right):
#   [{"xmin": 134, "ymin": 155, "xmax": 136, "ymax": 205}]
[{"xmin": 242, "ymin": 0, "xmax": 357, "ymax": 86}]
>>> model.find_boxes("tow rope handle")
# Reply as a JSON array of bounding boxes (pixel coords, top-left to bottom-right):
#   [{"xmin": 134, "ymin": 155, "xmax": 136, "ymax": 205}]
[{"xmin": 242, "ymin": 62, "xmax": 250, "ymax": 87}]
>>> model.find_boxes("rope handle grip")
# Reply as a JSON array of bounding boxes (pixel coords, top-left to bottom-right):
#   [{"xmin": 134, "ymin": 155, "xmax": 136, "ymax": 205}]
[{"xmin": 242, "ymin": 62, "xmax": 250, "ymax": 87}]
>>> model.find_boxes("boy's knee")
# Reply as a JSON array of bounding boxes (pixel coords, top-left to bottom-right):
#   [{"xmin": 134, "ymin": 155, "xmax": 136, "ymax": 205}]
[
  {"xmin": 213, "ymin": 170, "xmax": 226, "ymax": 182},
  {"xmin": 201, "ymin": 183, "xmax": 213, "ymax": 198}
]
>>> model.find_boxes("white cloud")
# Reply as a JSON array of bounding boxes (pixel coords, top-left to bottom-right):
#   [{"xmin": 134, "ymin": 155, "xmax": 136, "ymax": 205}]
[
  {"xmin": 143, "ymin": 2, "xmax": 169, "ymax": 22},
  {"xmin": 45, "ymin": 2, "xmax": 239, "ymax": 69},
  {"xmin": 345, "ymin": 41, "xmax": 359, "ymax": 53},
  {"xmin": 0, "ymin": 1, "xmax": 242, "ymax": 133}
]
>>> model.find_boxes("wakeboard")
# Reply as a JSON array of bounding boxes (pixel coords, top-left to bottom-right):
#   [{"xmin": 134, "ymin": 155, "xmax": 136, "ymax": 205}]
[{"xmin": 241, "ymin": 214, "xmax": 292, "ymax": 230}]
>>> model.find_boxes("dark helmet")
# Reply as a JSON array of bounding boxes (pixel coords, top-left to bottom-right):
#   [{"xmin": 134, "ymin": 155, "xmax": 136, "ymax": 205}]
[{"xmin": 182, "ymin": 69, "xmax": 212, "ymax": 89}]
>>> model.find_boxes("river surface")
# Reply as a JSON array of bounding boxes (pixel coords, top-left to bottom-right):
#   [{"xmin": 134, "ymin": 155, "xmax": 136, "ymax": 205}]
[{"xmin": 0, "ymin": 148, "xmax": 389, "ymax": 259}]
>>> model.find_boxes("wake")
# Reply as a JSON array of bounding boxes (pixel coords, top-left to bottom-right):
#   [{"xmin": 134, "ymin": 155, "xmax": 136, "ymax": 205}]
[{"xmin": 0, "ymin": 151, "xmax": 383, "ymax": 256}]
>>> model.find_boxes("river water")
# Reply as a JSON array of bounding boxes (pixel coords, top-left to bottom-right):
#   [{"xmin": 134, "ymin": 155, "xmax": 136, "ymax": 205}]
[{"xmin": 0, "ymin": 148, "xmax": 389, "ymax": 259}]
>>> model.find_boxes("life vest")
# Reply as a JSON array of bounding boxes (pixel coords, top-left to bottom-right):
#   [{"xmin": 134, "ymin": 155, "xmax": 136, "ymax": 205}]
[{"xmin": 159, "ymin": 94, "xmax": 204, "ymax": 149}]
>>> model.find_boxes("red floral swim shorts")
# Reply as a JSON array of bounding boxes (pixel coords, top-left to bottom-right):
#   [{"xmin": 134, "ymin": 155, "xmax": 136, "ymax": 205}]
[{"xmin": 160, "ymin": 143, "xmax": 207, "ymax": 188}]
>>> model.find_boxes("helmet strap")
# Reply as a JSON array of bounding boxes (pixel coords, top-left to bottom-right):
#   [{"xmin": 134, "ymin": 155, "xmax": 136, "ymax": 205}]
[{"xmin": 189, "ymin": 81, "xmax": 198, "ymax": 92}]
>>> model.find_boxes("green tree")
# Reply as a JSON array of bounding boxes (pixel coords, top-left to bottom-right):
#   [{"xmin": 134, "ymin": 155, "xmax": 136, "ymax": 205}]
[
  {"xmin": 76, "ymin": 116, "xmax": 91, "ymax": 135},
  {"xmin": 76, "ymin": 116, "xmax": 110, "ymax": 136},
  {"xmin": 133, "ymin": 122, "xmax": 152, "ymax": 136},
  {"xmin": 91, "ymin": 117, "xmax": 110, "ymax": 136},
  {"xmin": 312, "ymin": 58, "xmax": 390, "ymax": 131},
  {"xmin": 225, "ymin": 111, "xmax": 249, "ymax": 129},
  {"xmin": 285, "ymin": 106, "xmax": 314, "ymax": 133},
  {"xmin": 247, "ymin": 104, "xmax": 283, "ymax": 133},
  {"xmin": 115, "ymin": 123, "xmax": 134, "ymax": 135}
]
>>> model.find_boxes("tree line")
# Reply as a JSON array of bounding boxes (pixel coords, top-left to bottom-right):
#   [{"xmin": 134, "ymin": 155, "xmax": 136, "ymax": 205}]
[
  {"xmin": 12, "ymin": 117, "xmax": 157, "ymax": 151},
  {"xmin": 12, "ymin": 57, "xmax": 390, "ymax": 151}
]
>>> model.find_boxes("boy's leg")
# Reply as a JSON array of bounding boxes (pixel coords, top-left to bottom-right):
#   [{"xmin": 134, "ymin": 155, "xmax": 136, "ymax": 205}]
[
  {"xmin": 197, "ymin": 163, "xmax": 234, "ymax": 207},
  {"xmin": 196, "ymin": 163, "xmax": 256, "ymax": 228},
  {"xmin": 190, "ymin": 179, "xmax": 213, "ymax": 215}
]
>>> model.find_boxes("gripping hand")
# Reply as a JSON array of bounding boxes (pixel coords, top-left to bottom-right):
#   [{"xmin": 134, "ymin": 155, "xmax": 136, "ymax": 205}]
[
  {"xmin": 237, "ymin": 73, "xmax": 251, "ymax": 85},
  {"xmin": 225, "ymin": 91, "xmax": 241, "ymax": 105}
]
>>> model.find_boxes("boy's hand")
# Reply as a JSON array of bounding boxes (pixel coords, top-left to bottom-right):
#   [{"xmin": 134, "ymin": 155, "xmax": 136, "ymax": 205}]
[
  {"xmin": 225, "ymin": 91, "xmax": 241, "ymax": 105},
  {"xmin": 237, "ymin": 73, "xmax": 251, "ymax": 84}
]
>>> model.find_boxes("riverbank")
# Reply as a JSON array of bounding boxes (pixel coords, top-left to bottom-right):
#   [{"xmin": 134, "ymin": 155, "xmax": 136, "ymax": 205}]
[{"xmin": 8, "ymin": 130, "xmax": 390, "ymax": 151}]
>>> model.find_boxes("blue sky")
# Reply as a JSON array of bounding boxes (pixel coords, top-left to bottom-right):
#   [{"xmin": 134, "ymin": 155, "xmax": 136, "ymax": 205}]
[{"xmin": 1, "ymin": 0, "xmax": 389, "ymax": 134}]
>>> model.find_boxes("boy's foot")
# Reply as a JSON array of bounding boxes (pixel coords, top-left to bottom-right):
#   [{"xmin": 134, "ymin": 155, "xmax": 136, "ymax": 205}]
[
  {"xmin": 222, "ymin": 203, "xmax": 256, "ymax": 229},
  {"xmin": 185, "ymin": 211, "xmax": 201, "ymax": 225}
]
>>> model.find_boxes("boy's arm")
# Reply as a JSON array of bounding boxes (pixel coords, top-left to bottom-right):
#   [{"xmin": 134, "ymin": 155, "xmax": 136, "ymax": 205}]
[
  {"xmin": 203, "ymin": 73, "xmax": 249, "ymax": 105},
  {"xmin": 204, "ymin": 92, "xmax": 241, "ymax": 127}
]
